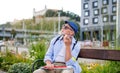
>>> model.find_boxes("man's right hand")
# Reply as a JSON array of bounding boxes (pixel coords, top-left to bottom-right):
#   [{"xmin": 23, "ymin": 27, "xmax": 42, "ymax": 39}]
[
  {"xmin": 63, "ymin": 35, "xmax": 72, "ymax": 46},
  {"xmin": 45, "ymin": 60, "xmax": 54, "ymax": 69}
]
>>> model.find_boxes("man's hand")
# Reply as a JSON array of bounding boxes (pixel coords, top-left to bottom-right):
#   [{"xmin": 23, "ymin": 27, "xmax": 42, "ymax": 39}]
[
  {"xmin": 63, "ymin": 35, "xmax": 72, "ymax": 61},
  {"xmin": 63, "ymin": 35, "xmax": 72, "ymax": 46},
  {"xmin": 45, "ymin": 60, "xmax": 54, "ymax": 69}
]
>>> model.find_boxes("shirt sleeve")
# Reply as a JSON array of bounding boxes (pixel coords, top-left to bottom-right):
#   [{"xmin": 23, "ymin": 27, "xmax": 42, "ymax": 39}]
[
  {"xmin": 44, "ymin": 37, "xmax": 56, "ymax": 63},
  {"xmin": 66, "ymin": 41, "xmax": 81, "ymax": 66}
]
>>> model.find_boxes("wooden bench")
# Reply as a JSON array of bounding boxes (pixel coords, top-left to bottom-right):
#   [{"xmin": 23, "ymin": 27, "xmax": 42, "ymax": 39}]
[
  {"xmin": 31, "ymin": 49, "xmax": 120, "ymax": 72},
  {"xmin": 79, "ymin": 49, "xmax": 120, "ymax": 61}
]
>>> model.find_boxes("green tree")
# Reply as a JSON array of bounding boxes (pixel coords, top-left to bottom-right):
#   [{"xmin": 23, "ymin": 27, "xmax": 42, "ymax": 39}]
[
  {"xmin": 11, "ymin": 29, "xmax": 16, "ymax": 39},
  {"xmin": 74, "ymin": 22, "xmax": 80, "ymax": 41},
  {"xmin": 45, "ymin": 10, "xmax": 57, "ymax": 17}
]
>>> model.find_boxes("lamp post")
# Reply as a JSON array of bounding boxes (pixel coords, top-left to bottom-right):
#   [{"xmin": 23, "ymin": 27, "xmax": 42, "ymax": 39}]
[
  {"xmin": 54, "ymin": 21, "xmax": 56, "ymax": 35},
  {"xmin": 101, "ymin": 25, "xmax": 103, "ymax": 46},
  {"xmin": 116, "ymin": 0, "xmax": 120, "ymax": 47},
  {"xmin": 58, "ymin": 11, "xmax": 61, "ymax": 33},
  {"xmin": 2, "ymin": 26, "xmax": 5, "ymax": 40},
  {"xmin": 23, "ymin": 20, "xmax": 26, "ymax": 45}
]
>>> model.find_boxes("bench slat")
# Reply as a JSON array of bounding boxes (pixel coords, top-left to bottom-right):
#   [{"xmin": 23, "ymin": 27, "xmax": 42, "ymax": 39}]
[{"xmin": 79, "ymin": 49, "xmax": 120, "ymax": 61}]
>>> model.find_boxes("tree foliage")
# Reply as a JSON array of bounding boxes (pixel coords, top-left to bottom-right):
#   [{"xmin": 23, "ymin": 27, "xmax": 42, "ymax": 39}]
[
  {"xmin": 45, "ymin": 10, "xmax": 80, "ymax": 22},
  {"xmin": 45, "ymin": 10, "xmax": 57, "ymax": 17},
  {"xmin": 11, "ymin": 29, "xmax": 16, "ymax": 39}
]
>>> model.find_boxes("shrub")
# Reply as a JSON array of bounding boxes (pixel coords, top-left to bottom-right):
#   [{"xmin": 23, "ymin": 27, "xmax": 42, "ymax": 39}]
[
  {"xmin": 0, "ymin": 51, "xmax": 31, "ymax": 71},
  {"xmin": 8, "ymin": 63, "xmax": 31, "ymax": 73},
  {"xmin": 80, "ymin": 61, "xmax": 120, "ymax": 73},
  {"xmin": 1, "ymin": 61, "xmax": 13, "ymax": 71},
  {"xmin": 29, "ymin": 40, "xmax": 47, "ymax": 60},
  {"xmin": 107, "ymin": 61, "xmax": 120, "ymax": 73},
  {"xmin": 0, "ymin": 57, "xmax": 3, "ymax": 68}
]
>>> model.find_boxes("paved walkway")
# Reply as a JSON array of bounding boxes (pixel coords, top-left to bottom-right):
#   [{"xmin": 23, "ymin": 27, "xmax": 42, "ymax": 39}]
[{"xmin": 0, "ymin": 70, "xmax": 6, "ymax": 73}]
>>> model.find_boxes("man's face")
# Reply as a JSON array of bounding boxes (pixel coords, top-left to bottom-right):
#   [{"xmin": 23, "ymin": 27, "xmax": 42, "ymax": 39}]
[{"xmin": 61, "ymin": 24, "xmax": 74, "ymax": 36}]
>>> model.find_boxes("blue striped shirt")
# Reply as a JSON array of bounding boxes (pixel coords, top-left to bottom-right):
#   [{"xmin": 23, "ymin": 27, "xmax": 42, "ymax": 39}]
[{"xmin": 44, "ymin": 35, "xmax": 82, "ymax": 73}]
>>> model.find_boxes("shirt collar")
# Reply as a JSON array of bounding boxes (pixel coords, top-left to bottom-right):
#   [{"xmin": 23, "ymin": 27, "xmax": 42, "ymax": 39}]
[{"xmin": 72, "ymin": 37, "xmax": 76, "ymax": 44}]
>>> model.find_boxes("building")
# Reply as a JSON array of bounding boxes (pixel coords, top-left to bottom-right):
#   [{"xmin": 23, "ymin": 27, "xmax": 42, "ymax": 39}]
[
  {"xmin": 33, "ymin": 6, "xmax": 69, "ymax": 24},
  {"xmin": 80, "ymin": 0, "xmax": 117, "ymax": 42}
]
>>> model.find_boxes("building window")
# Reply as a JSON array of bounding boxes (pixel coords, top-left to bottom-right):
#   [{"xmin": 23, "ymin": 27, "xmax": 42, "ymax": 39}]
[
  {"xmin": 101, "ymin": 7, "xmax": 107, "ymax": 14},
  {"xmin": 103, "ymin": 15, "xmax": 109, "ymax": 22},
  {"xmin": 111, "ymin": 15, "xmax": 116, "ymax": 22},
  {"xmin": 112, "ymin": 6, "xmax": 116, "ymax": 13},
  {"xmin": 93, "ymin": 17, "xmax": 98, "ymax": 24},
  {"xmin": 83, "ymin": 19, "xmax": 89, "ymax": 25},
  {"xmin": 93, "ymin": 9, "xmax": 99, "ymax": 16},
  {"xmin": 84, "ymin": 3, "xmax": 89, "ymax": 9},
  {"xmin": 112, "ymin": 0, "xmax": 117, "ymax": 4},
  {"xmin": 102, "ymin": 0, "xmax": 109, "ymax": 5},
  {"xmin": 84, "ymin": 10, "xmax": 90, "ymax": 16},
  {"xmin": 84, "ymin": 0, "xmax": 89, "ymax": 2},
  {"xmin": 93, "ymin": 1, "xmax": 98, "ymax": 8}
]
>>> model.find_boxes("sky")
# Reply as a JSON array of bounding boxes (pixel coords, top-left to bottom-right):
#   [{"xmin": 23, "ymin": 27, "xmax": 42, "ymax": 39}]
[{"xmin": 0, "ymin": 0, "xmax": 81, "ymax": 24}]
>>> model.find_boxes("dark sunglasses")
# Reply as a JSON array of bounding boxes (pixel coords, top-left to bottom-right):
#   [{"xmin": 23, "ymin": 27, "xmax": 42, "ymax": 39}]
[{"xmin": 62, "ymin": 25, "xmax": 73, "ymax": 31}]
